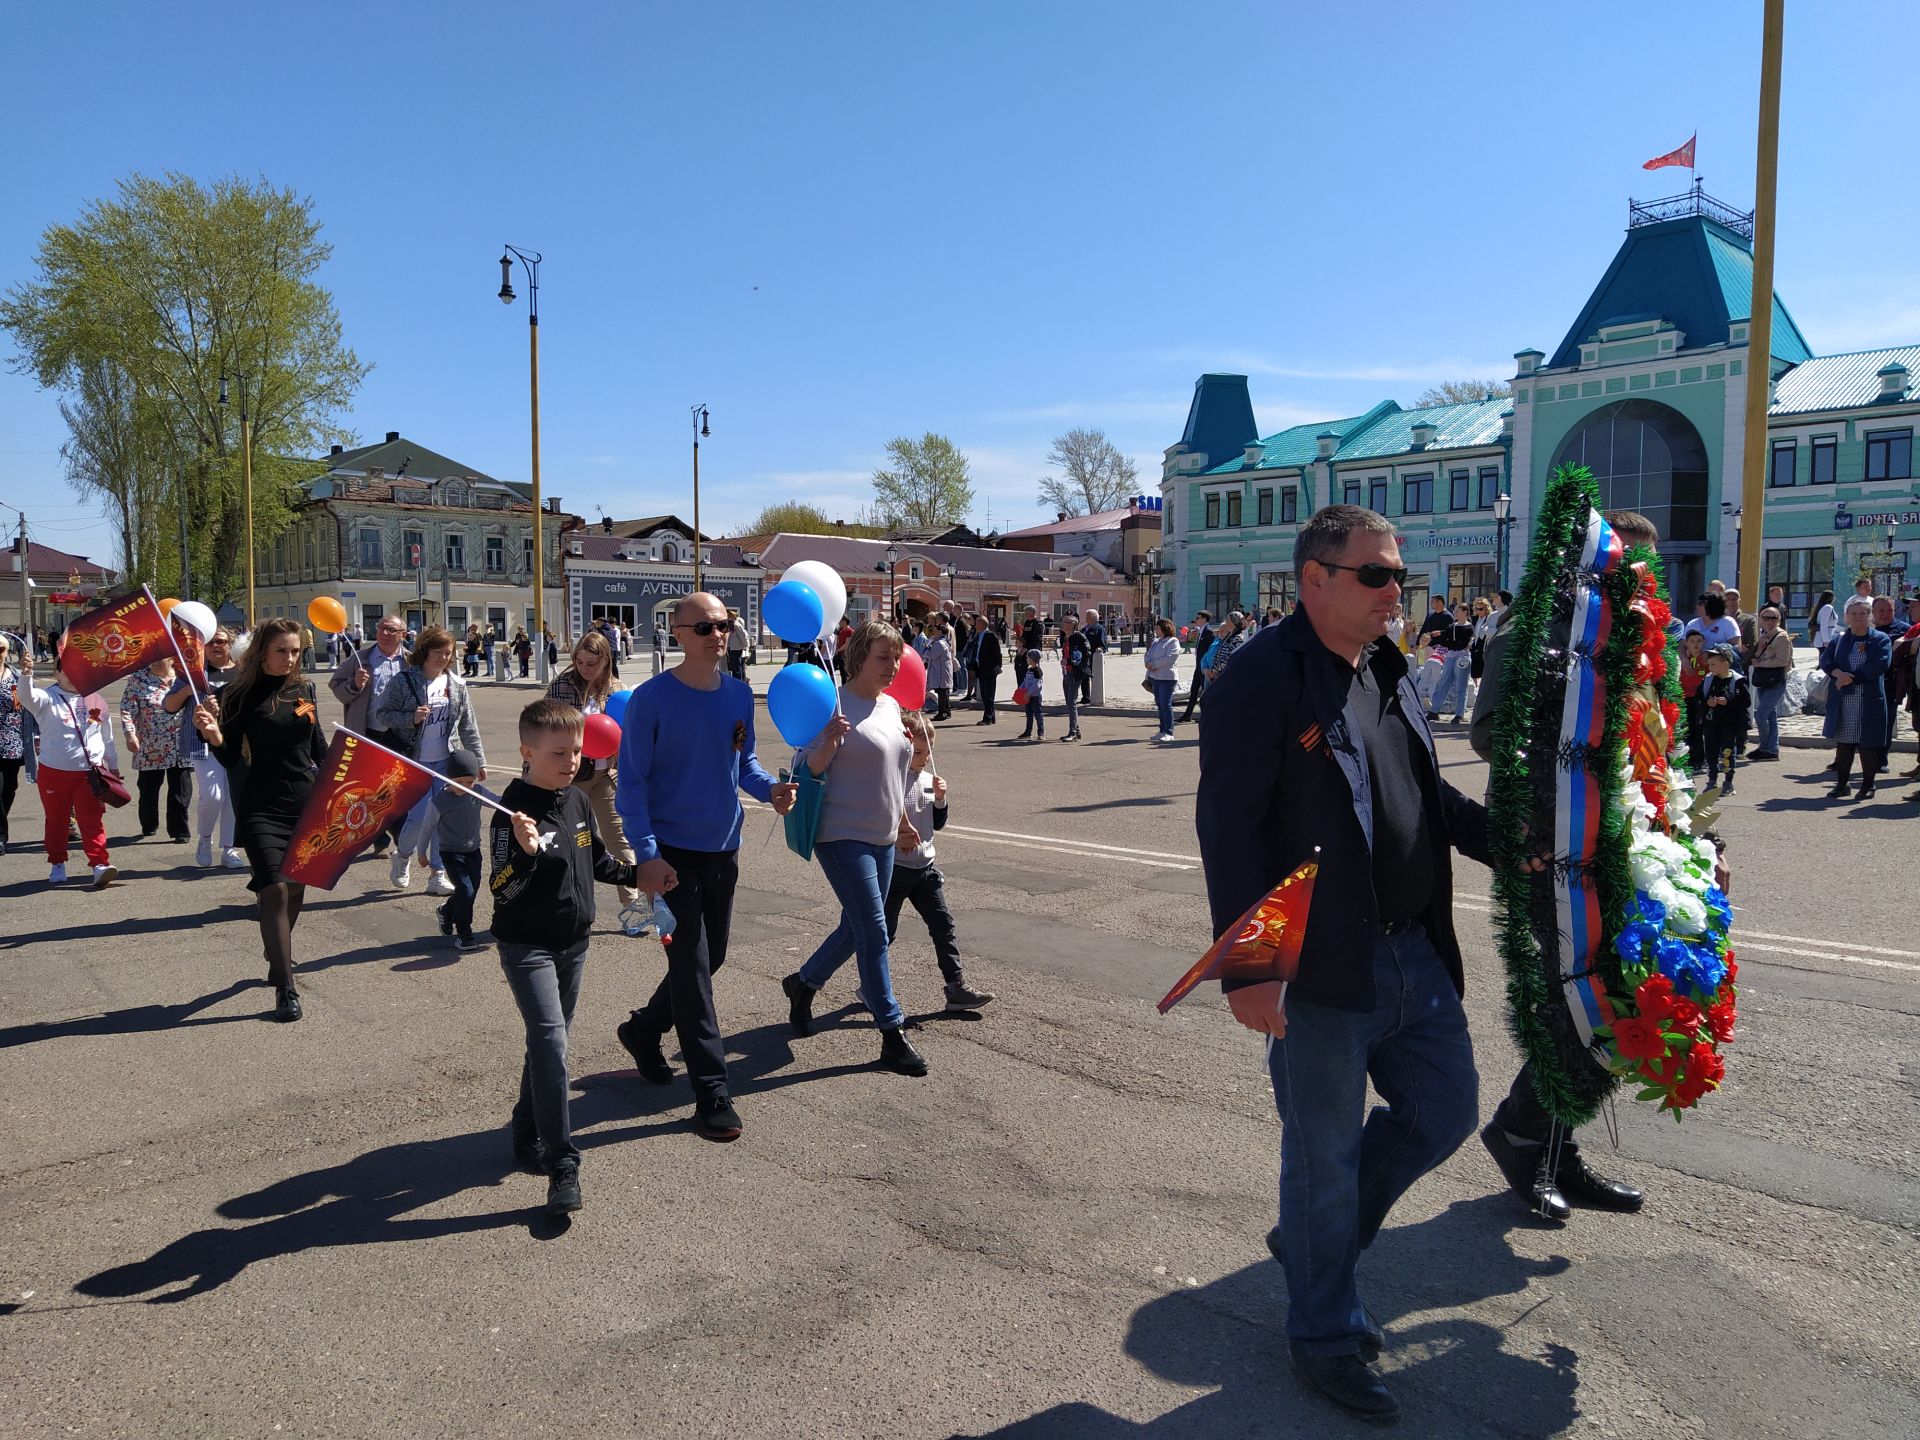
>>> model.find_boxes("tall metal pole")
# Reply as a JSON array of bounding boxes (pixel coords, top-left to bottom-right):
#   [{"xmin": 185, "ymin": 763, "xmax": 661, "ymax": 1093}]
[
  {"xmin": 692, "ymin": 417, "xmax": 702, "ymax": 591},
  {"xmin": 1737, "ymin": 0, "xmax": 1784, "ymax": 599},
  {"xmin": 529, "ymin": 309, "xmax": 544, "ymax": 677},
  {"xmin": 16, "ymin": 511, "xmax": 29, "ymax": 637},
  {"xmin": 243, "ymin": 401, "xmax": 255, "ymax": 629}
]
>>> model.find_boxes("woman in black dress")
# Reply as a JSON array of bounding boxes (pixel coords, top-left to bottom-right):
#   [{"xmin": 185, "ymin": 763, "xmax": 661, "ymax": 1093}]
[{"xmin": 192, "ymin": 618, "xmax": 327, "ymax": 1022}]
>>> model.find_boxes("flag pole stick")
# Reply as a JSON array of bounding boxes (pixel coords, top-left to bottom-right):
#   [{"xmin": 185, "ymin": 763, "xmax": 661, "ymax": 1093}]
[
  {"xmin": 143, "ymin": 584, "xmax": 204, "ymax": 708},
  {"xmin": 334, "ymin": 724, "xmax": 517, "ymax": 818}
]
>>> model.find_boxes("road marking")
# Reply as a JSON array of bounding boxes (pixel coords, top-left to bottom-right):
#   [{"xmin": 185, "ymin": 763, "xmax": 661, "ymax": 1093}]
[
  {"xmin": 942, "ymin": 827, "xmax": 1195, "ymax": 870},
  {"xmin": 943, "ymin": 824, "xmax": 1202, "ymax": 867}
]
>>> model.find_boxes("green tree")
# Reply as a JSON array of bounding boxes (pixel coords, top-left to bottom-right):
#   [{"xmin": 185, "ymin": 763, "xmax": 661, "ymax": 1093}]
[
  {"xmin": 743, "ymin": 500, "xmax": 837, "ymax": 535},
  {"xmin": 1412, "ymin": 378, "xmax": 1511, "ymax": 407},
  {"xmin": 871, "ymin": 432, "xmax": 974, "ymax": 530},
  {"xmin": 1038, "ymin": 427, "xmax": 1138, "ymax": 517},
  {"xmin": 1, "ymin": 172, "xmax": 367, "ymax": 604}
]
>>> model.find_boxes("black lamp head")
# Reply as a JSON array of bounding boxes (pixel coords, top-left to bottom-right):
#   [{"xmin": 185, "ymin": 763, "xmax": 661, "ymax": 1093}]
[
  {"xmin": 498, "ymin": 252, "xmax": 515, "ymax": 304},
  {"xmin": 217, "ymin": 375, "xmax": 228, "ymax": 407}
]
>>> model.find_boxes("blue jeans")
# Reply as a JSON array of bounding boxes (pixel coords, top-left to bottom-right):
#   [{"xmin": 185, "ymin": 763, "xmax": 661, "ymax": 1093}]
[
  {"xmin": 500, "ymin": 937, "xmax": 589, "ymax": 1171},
  {"xmin": 1430, "ymin": 651, "xmax": 1471, "ymax": 718},
  {"xmin": 1151, "ymin": 677, "xmax": 1176, "ymax": 734},
  {"xmin": 1754, "ymin": 680, "xmax": 1786, "ymax": 752},
  {"xmin": 800, "ymin": 838, "xmax": 905, "ymax": 1029},
  {"xmin": 441, "ymin": 847, "xmax": 481, "ymax": 935},
  {"xmin": 398, "ymin": 754, "xmax": 449, "ymax": 866},
  {"xmin": 1266, "ymin": 923, "xmax": 1478, "ymax": 1357}
]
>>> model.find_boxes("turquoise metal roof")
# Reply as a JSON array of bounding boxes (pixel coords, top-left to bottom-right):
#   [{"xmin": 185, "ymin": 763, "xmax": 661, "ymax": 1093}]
[
  {"xmin": 1771, "ymin": 345, "xmax": 1920, "ymax": 415},
  {"xmin": 1178, "ymin": 374, "xmax": 1260, "ymax": 470},
  {"xmin": 1332, "ymin": 398, "xmax": 1509, "ymax": 461},
  {"xmin": 1701, "ymin": 228, "xmax": 1813, "ymax": 363},
  {"xmin": 1200, "ymin": 401, "xmax": 1406, "ymax": 475}
]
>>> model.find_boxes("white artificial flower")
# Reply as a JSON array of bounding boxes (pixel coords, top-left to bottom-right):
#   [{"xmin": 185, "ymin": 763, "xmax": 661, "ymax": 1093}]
[
  {"xmin": 1666, "ymin": 890, "xmax": 1710, "ymax": 936},
  {"xmin": 1648, "ymin": 877, "xmax": 1683, "ymax": 912},
  {"xmin": 1630, "ymin": 849, "xmax": 1666, "ymax": 891}
]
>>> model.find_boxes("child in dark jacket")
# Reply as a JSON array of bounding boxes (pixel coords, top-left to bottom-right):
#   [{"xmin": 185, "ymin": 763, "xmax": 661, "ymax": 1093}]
[
  {"xmin": 434, "ymin": 747, "xmax": 495, "ymax": 951},
  {"xmin": 490, "ymin": 699, "xmax": 639, "ymax": 1216},
  {"xmin": 885, "ymin": 711, "xmax": 993, "ymax": 1011},
  {"xmin": 1698, "ymin": 644, "xmax": 1751, "ymax": 795}
]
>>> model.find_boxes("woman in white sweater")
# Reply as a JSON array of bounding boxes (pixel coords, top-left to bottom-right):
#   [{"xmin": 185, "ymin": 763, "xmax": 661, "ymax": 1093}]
[
  {"xmin": 779, "ymin": 619, "xmax": 927, "ymax": 1076},
  {"xmin": 19, "ymin": 647, "xmax": 121, "ymax": 887},
  {"xmin": 1145, "ymin": 618, "xmax": 1181, "ymax": 743}
]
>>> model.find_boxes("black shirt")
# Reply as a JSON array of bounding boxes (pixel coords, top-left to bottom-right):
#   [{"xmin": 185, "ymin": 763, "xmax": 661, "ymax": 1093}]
[
  {"xmin": 1346, "ymin": 657, "xmax": 1435, "ymax": 924},
  {"xmin": 1417, "ymin": 609, "xmax": 1453, "ymax": 641}
]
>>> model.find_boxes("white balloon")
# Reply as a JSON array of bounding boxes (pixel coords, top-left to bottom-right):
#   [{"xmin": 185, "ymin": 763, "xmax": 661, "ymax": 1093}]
[
  {"xmin": 170, "ymin": 600, "xmax": 218, "ymax": 642},
  {"xmin": 781, "ymin": 560, "xmax": 847, "ymax": 637}
]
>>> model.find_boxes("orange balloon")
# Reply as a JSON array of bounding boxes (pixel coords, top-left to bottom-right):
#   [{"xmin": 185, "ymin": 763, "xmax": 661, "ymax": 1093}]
[
  {"xmin": 158, "ymin": 597, "xmax": 180, "ymax": 617},
  {"xmin": 307, "ymin": 596, "xmax": 348, "ymax": 634}
]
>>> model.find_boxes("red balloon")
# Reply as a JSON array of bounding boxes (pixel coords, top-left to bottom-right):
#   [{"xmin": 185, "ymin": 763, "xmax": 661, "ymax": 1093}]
[
  {"xmin": 1179, "ymin": 625, "xmax": 1189, "ymax": 640},
  {"xmin": 884, "ymin": 646, "xmax": 928, "ymax": 711},
  {"xmin": 582, "ymin": 711, "xmax": 622, "ymax": 760}
]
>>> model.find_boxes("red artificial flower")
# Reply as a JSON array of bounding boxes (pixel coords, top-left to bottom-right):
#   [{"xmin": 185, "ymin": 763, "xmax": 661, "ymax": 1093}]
[
  {"xmin": 1664, "ymin": 1080, "xmax": 1706, "ymax": 1111},
  {"xmin": 1722, "ymin": 954, "xmax": 1738, "ymax": 988},
  {"xmin": 1635, "ymin": 974, "xmax": 1676, "ymax": 1023},
  {"xmin": 1640, "ymin": 1050, "xmax": 1684, "ymax": 1088},
  {"xmin": 1688, "ymin": 1042, "xmax": 1726, "ymax": 1089},
  {"xmin": 1707, "ymin": 999, "xmax": 1737, "ymax": 1044},
  {"xmin": 1646, "ymin": 596, "xmax": 1672, "ymax": 628},
  {"xmin": 1612, "ymin": 1015, "xmax": 1668, "ymax": 1062},
  {"xmin": 1667, "ymin": 996, "xmax": 1705, "ymax": 1033},
  {"xmin": 1644, "ymin": 648, "xmax": 1668, "ymax": 683},
  {"xmin": 1660, "ymin": 699, "xmax": 1680, "ymax": 734}
]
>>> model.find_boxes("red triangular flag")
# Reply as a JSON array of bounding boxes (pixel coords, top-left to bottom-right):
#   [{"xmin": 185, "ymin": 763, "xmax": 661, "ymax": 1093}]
[
  {"xmin": 1158, "ymin": 859, "xmax": 1318, "ymax": 1014},
  {"xmin": 1643, "ymin": 134, "xmax": 1696, "ymax": 171}
]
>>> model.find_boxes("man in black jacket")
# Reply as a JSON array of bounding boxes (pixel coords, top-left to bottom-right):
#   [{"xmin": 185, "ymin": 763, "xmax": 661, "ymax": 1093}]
[
  {"xmin": 1178, "ymin": 610, "xmax": 1213, "ymax": 723},
  {"xmin": 969, "ymin": 613, "xmax": 1003, "ymax": 724},
  {"xmin": 1197, "ymin": 505, "xmax": 1508, "ymax": 1423}
]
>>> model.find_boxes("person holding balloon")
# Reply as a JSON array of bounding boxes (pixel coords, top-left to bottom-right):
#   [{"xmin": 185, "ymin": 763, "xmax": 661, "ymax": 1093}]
[
  {"xmin": 163, "ymin": 625, "xmax": 244, "ymax": 868},
  {"xmin": 613, "ymin": 592, "xmax": 796, "ymax": 1142},
  {"xmin": 780, "ymin": 618, "xmax": 931, "ymax": 1078},
  {"xmin": 545, "ymin": 630, "xmax": 643, "ymax": 931}
]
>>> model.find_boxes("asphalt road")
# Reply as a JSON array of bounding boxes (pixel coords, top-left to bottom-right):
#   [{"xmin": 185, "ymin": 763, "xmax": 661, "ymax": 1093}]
[{"xmin": 0, "ymin": 674, "xmax": 1915, "ymax": 1438}]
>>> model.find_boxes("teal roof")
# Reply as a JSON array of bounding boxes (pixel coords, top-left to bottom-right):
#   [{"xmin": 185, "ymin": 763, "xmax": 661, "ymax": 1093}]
[
  {"xmin": 1331, "ymin": 398, "xmax": 1510, "ymax": 462},
  {"xmin": 1771, "ymin": 345, "xmax": 1920, "ymax": 415},
  {"xmin": 1551, "ymin": 215, "xmax": 1811, "ymax": 368},
  {"xmin": 1178, "ymin": 375, "xmax": 1259, "ymax": 469},
  {"xmin": 1201, "ymin": 401, "xmax": 1402, "ymax": 475}
]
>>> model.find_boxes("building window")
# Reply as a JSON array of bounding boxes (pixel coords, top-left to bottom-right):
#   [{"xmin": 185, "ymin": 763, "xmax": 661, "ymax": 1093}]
[
  {"xmin": 1280, "ymin": 486, "xmax": 1298, "ymax": 523},
  {"xmin": 1403, "ymin": 475, "xmax": 1434, "ymax": 515},
  {"xmin": 1204, "ymin": 573, "xmax": 1241, "ymax": 616},
  {"xmin": 1764, "ymin": 545, "xmax": 1834, "ymax": 629},
  {"xmin": 1478, "ymin": 466, "xmax": 1500, "ymax": 509},
  {"xmin": 1225, "ymin": 492, "xmax": 1242, "ymax": 526},
  {"xmin": 1343, "ymin": 479, "xmax": 1361, "ymax": 507},
  {"xmin": 1769, "ymin": 440, "xmax": 1797, "ymax": 488},
  {"xmin": 523, "ymin": 535, "xmax": 535, "ymax": 571},
  {"xmin": 909, "ymin": 561, "xmax": 923, "ymax": 581},
  {"xmin": 1204, "ymin": 493, "xmax": 1220, "ymax": 529},
  {"xmin": 1256, "ymin": 488, "xmax": 1273, "ymax": 525},
  {"xmin": 357, "ymin": 528, "xmax": 382, "ymax": 569},
  {"xmin": 1865, "ymin": 429, "xmax": 1912, "ymax": 481},
  {"xmin": 1811, "ymin": 436, "xmax": 1837, "ymax": 484},
  {"xmin": 1449, "ymin": 562, "xmax": 1498, "ymax": 604},
  {"xmin": 1449, "ymin": 469, "xmax": 1470, "ymax": 511},
  {"xmin": 485, "ymin": 536, "xmax": 505, "ymax": 572},
  {"xmin": 445, "ymin": 532, "xmax": 464, "ymax": 572},
  {"xmin": 303, "ymin": 527, "xmax": 316, "ymax": 570},
  {"xmin": 403, "ymin": 527, "xmax": 425, "ymax": 570},
  {"xmin": 1255, "ymin": 570, "xmax": 1296, "ymax": 614},
  {"xmin": 1367, "ymin": 478, "xmax": 1388, "ymax": 514}
]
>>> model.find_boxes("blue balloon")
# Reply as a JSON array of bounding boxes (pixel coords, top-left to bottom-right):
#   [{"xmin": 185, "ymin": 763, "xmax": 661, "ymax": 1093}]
[
  {"xmin": 763, "ymin": 579, "xmax": 824, "ymax": 645},
  {"xmin": 767, "ymin": 663, "xmax": 837, "ymax": 747},
  {"xmin": 604, "ymin": 688, "xmax": 632, "ymax": 726}
]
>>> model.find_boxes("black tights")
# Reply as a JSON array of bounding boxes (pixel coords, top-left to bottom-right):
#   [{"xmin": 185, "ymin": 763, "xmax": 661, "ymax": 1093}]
[
  {"xmin": 1834, "ymin": 743, "xmax": 1884, "ymax": 786},
  {"xmin": 257, "ymin": 882, "xmax": 308, "ymax": 991}
]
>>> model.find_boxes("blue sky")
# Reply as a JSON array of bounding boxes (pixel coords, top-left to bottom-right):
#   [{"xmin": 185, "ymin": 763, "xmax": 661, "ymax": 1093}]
[{"xmin": 5, "ymin": 0, "xmax": 1917, "ymax": 565}]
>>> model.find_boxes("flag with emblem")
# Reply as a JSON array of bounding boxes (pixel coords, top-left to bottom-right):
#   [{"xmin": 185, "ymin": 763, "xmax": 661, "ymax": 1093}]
[
  {"xmin": 1157, "ymin": 856, "xmax": 1320, "ymax": 1013},
  {"xmin": 1642, "ymin": 134, "xmax": 1696, "ymax": 171},
  {"xmin": 56, "ymin": 587, "xmax": 172, "ymax": 694},
  {"xmin": 282, "ymin": 730, "xmax": 437, "ymax": 889}
]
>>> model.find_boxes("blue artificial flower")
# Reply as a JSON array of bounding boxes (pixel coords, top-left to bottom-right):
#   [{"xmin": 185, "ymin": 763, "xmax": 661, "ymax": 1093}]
[
  {"xmin": 1703, "ymin": 885, "xmax": 1733, "ymax": 934},
  {"xmin": 1614, "ymin": 920, "xmax": 1660, "ymax": 966},
  {"xmin": 1635, "ymin": 893, "xmax": 1669, "ymax": 931},
  {"xmin": 1654, "ymin": 936, "xmax": 1694, "ymax": 985}
]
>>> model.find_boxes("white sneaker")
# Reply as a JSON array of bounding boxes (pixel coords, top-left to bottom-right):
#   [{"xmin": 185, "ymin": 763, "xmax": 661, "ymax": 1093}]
[
  {"xmin": 222, "ymin": 848, "xmax": 246, "ymax": 869},
  {"xmin": 196, "ymin": 837, "xmax": 215, "ymax": 867},
  {"xmin": 425, "ymin": 868, "xmax": 455, "ymax": 896},
  {"xmin": 390, "ymin": 852, "xmax": 412, "ymax": 889},
  {"xmin": 91, "ymin": 864, "xmax": 116, "ymax": 889},
  {"xmin": 48, "ymin": 862, "xmax": 67, "ymax": 885}
]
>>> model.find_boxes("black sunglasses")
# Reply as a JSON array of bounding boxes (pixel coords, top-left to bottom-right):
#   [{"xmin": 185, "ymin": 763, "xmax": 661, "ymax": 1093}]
[
  {"xmin": 674, "ymin": 618, "xmax": 734, "ymax": 636},
  {"xmin": 1319, "ymin": 561, "xmax": 1408, "ymax": 589}
]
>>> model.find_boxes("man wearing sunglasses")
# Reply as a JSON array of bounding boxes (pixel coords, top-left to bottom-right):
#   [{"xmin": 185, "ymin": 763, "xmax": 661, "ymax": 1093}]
[
  {"xmin": 614, "ymin": 592, "xmax": 797, "ymax": 1142},
  {"xmin": 1196, "ymin": 504, "xmax": 1502, "ymax": 1422},
  {"xmin": 330, "ymin": 615, "xmax": 413, "ymax": 857}
]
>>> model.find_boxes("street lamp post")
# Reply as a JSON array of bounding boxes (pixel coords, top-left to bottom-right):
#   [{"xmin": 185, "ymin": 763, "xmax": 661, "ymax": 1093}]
[
  {"xmin": 691, "ymin": 405, "xmax": 709, "ymax": 590},
  {"xmin": 886, "ymin": 542, "xmax": 899, "ymax": 621},
  {"xmin": 498, "ymin": 246, "xmax": 548, "ymax": 679},
  {"xmin": 1722, "ymin": 501, "xmax": 1745, "ymax": 591},
  {"xmin": 1492, "ymin": 492, "xmax": 1513, "ymax": 592},
  {"xmin": 219, "ymin": 373, "xmax": 255, "ymax": 627}
]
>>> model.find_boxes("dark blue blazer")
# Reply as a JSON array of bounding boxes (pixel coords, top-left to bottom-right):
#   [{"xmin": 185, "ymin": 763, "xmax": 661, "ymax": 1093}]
[
  {"xmin": 1821, "ymin": 625, "xmax": 1892, "ymax": 746},
  {"xmin": 1195, "ymin": 609, "xmax": 1491, "ymax": 1013}
]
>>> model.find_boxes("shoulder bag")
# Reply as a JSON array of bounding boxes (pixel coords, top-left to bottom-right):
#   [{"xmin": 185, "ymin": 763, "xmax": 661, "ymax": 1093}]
[
  {"xmin": 61, "ymin": 694, "xmax": 131, "ymax": 808},
  {"xmin": 782, "ymin": 765, "xmax": 826, "ymax": 861}
]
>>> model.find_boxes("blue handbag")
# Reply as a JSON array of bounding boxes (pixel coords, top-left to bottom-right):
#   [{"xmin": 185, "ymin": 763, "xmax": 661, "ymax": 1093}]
[{"xmin": 783, "ymin": 765, "xmax": 826, "ymax": 861}]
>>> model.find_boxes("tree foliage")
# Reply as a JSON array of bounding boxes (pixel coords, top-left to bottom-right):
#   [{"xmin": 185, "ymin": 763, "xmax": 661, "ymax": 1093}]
[
  {"xmin": 1038, "ymin": 427, "xmax": 1138, "ymax": 517},
  {"xmin": 871, "ymin": 433, "xmax": 975, "ymax": 530},
  {"xmin": 1412, "ymin": 378, "xmax": 1512, "ymax": 407},
  {"xmin": 743, "ymin": 500, "xmax": 839, "ymax": 536},
  {"xmin": 1, "ymin": 172, "xmax": 367, "ymax": 602}
]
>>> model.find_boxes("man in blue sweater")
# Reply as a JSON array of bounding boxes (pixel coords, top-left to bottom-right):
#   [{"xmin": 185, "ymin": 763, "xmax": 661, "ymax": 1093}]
[{"xmin": 614, "ymin": 592, "xmax": 796, "ymax": 1141}]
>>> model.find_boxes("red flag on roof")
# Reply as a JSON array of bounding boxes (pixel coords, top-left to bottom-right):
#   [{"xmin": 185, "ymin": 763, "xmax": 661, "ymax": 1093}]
[{"xmin": 1643, "ymin": 134, "xmax": 1696, "ymax": 171}]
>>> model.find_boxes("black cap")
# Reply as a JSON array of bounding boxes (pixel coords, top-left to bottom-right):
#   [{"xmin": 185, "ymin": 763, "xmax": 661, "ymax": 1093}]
[
  {"xmin": 1706, "ymin": 643, "xmax": 1738, "ymax": 661},
  {"xmin": 446, "ymin": 748, "xmax": 481, "ymax": 780}
]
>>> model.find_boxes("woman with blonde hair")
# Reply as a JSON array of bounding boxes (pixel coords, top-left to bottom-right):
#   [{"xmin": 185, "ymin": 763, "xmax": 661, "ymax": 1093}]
[{"xmin": 546, "ymin": 629, "xmax": 643, "ymax": 929}]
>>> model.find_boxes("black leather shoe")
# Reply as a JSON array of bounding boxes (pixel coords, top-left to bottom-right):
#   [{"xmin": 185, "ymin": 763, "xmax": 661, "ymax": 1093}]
[
  {"xmin": 878, "ymin": 1026, "xmax": 929, "ymax": 1076},
  {"xmin": 546, "ymin": 1162, "xmax": 582, "ymax": 1215},
  {"xmin": 1555, "ymin": 1148, "xmax": 1644, "ymax": 1212},
  {"xmin": 692, "ymin": 1092, "xmax": 743, "ymax": 1142},
  {"xmin": 782, "ymin": 973, "xmax": 816, "ymax": 1036},
  {"xmin": 274, "ymin": 987, "xmax": 303, "ymax": 1023},
  {"xmin": 1858, "ymin": 783, "xmax": 1878, "ymax": 800},
  {"xmin": 1480, "ymin": 1121, "xmax": 1571, "ymax": 1222},
  {"xmin": 1828, "ymin": 782, "xmax": 1853, "ymax": 799},
  {"xmin": 510, "ymin": 1126, "xmax": 544, "ymax": 1175},
  {"xmin": 1291, "ymin": 1353, "xmax": 1399, "ymax": 1422},
  {"xmin": 617, "ymin": 1016, "xmax": 674, "ymax": 1084}
]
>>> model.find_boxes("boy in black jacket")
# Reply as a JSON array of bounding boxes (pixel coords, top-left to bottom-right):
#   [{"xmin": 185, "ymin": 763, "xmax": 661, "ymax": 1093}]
[
  {"xmin": 1699, "ymin": 644, "xmax": 1751, "ymax": 796},
  {"xmin": 490, "ymin": 698, "xmax": 640, "ymax": 1215}
]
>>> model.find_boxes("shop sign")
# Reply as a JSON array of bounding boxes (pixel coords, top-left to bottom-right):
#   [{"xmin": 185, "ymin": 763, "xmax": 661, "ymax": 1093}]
[{"xmin": 1835, "ymin": 507, "xmax": 1920, "ymax": 531}]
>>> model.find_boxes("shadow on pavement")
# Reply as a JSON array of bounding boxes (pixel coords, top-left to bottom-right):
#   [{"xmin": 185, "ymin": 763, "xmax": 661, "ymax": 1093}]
[
  {"xmin": 0, "ymin": 978, "xmax": 265, "ymax": 1050},
  {"xmin": 0, "ymin": 902, "xmax": 254, "ymax": 949},
  {"xmin": 1046, "ymin": 795, "xmax": 1177, "ymax": 815},
  {"xmin": 959, "ymin": 1195, "xmax": 1580, "ymax": 1438}
]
